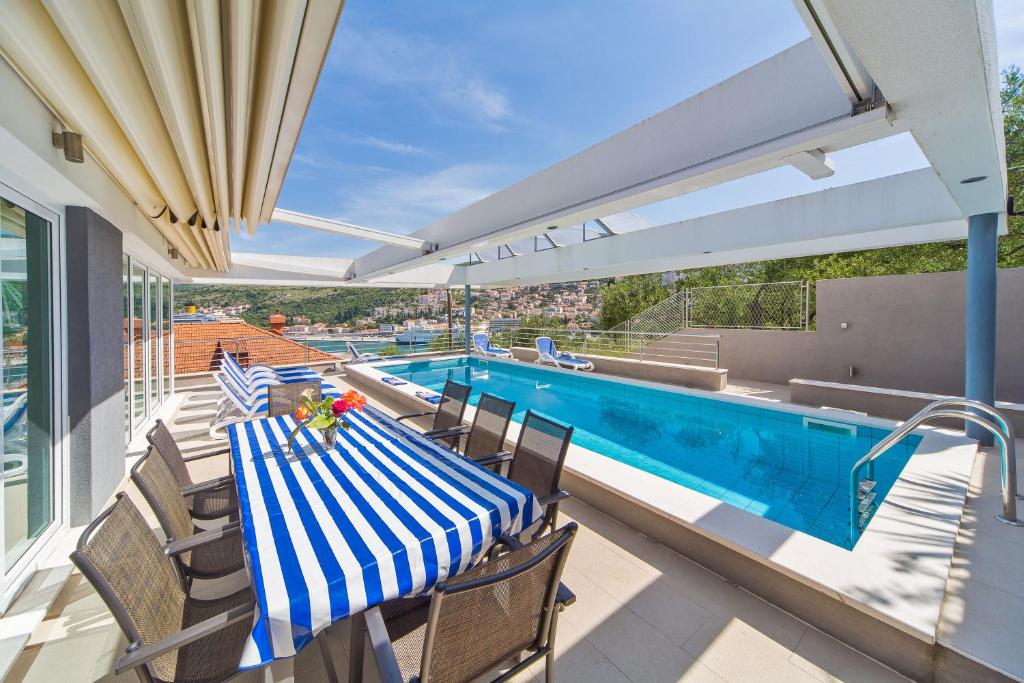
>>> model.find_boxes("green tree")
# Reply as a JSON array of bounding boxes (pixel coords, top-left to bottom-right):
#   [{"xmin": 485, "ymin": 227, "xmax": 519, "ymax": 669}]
[{"xmin": 597, "ymin": 274, "xmax": 669, "ymax": 329}]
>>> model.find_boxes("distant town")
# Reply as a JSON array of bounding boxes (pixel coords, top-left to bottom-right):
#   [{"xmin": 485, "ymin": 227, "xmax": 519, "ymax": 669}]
[{"xmin": 179, "ymin": 280, "xmax": 605, "ymax": 336}]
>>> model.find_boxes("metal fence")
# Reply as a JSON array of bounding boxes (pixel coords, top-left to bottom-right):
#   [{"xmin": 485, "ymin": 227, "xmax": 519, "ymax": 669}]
[
  {"xmin": 617, "ymin": 280, "xmax": 811, "ymax": 334},
  {"xmin": 173, "ymin": 329, "xmax": 469, "ymax": 375},
  {"xmin": 489, "ymin": 326, "xmax": 721, "ymax": 368}
]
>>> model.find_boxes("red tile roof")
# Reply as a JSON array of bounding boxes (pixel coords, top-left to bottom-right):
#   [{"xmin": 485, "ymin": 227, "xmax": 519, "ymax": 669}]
[{"xmin": 173, "ymin": 321, "xmax": 336, "ymax": 375}]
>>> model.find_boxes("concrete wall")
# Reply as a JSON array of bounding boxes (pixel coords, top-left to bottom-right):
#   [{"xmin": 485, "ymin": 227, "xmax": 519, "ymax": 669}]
[
  {"xmin": 673, "ymin": 269, "xmax": 1024, "ymax": 403},
  {"xmin": 66, "ymin": 208, "xmax": 125, "ymax": 525},
  {"xmin": 508, "ymin": 347, "xmax": 728, "ymax": 391}
]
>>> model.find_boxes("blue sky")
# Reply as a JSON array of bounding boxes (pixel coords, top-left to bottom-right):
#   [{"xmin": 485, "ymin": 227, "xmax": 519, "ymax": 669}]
[{"xmin": 238, "ymin": 0, "xmax": 1024, "ymax": 259}]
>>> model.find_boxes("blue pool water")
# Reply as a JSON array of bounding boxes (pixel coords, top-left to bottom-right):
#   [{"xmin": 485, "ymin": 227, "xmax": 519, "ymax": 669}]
[{"xmin": 379, "ymin": 357, "xmax": 920, "ymax": 549}]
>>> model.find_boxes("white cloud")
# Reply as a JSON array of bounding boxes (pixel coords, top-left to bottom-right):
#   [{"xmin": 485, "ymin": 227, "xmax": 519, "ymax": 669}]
[
  {"xmin": 333, "ymin": 132, "xmax": 426, "ymax": 155},
  {"xmin": 336, "ymin": 163, "xmax": 510, "ymax": 232},
  {"xmin": 330, "ymin": 27, "xmax": 512, "ymax": 126}
]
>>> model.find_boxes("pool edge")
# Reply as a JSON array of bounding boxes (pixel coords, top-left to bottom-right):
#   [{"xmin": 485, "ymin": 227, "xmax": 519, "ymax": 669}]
[{"xmin": 345, "ymin": 357, "xmax": 977, "ymax": 660}]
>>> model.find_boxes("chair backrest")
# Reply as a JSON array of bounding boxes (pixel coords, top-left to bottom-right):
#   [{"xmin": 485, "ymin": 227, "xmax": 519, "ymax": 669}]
[
  {"xmin": 535, "ymin": 336, "xmax": 555, "ymax": 357},
  {"xmin": 463, "ymin": 393, "xmax": 515, "ymax": 460},
  {"xmin": 418, "ymin": 524, "xmax": 578, "ymax": 682},
  {"xmin": 433, "ymin": 379, "xmax": 471, "ymax": 432},
  {"xmin": 220, "ymin": 357, "xmax": 271, "ymax": 394},
  {"xmin": 215, "ymin": 373, "xmax": 256, "ymax": 414},
  {"xmin": 146, "ymin": 420, "xmax": 192, "ymax": 486},
  {"xmin": 70, "ymin": 493, "xmax": 187, "ymax": 683},
  {"xmin": 472, "ymin": 332, "xmax": 489, "ymax": 352},
  {"xmin": 130, "ymin": 449, "xmax": 196, "ymax": 566},
  {"xmin": 508, "ymin": 411, "xmax": 573, "ymax": 498},
  {"xmin": 267, "ymin": 380, "xmax": 322, "ymax": 417},
  {"xmin": 346, "ymin": 341, "xmax": 364, "ymax": 361}
]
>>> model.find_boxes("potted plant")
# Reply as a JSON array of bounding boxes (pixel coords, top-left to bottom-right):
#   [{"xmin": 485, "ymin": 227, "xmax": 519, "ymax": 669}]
[{"xmin": 288, "ymin": 389, "xmax": 367, "ymax": 451}]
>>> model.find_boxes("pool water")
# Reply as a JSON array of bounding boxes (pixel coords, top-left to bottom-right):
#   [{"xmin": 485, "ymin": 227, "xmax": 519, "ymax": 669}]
[{"xmin": 379, "ymin": 357, "xmax": 920, "ymax": 549}]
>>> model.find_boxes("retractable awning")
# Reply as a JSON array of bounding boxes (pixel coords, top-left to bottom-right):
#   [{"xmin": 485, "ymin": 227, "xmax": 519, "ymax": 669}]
[{"xmin": 0, "ymin": 0, "xmax": 343, "ymax": 272}]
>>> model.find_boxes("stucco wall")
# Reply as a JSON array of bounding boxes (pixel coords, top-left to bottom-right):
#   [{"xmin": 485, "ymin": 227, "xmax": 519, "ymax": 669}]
[
  {"xmin": 66, "ymin": 208, "xmax": 125, "ymax": 525},
  {"xmin": 674, "ymin": 269, "xmax": 1024, "ymax": 403}
]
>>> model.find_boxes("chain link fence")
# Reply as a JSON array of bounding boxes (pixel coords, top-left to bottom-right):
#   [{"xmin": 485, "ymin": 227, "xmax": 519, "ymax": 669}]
[
  {"xmin": 620, "ymin": 280, "xmax": 811, "ymax": 333},
  {"xmin": 686, "ymin": 281, "xmax": 810, "ymax": 329}
]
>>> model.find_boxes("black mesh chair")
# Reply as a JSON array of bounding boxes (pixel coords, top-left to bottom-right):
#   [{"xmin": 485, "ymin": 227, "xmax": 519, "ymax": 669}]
[
  {"xmin": 266, "ymin": 379, "xmax": 321, "ymax": 417},
  {"xmin": 428, "ymin": 393, "xmax": 516, "ymax": 468},
  {"xmin": 351, "ymin": 524, "xmax": 578, "ymax": 683},
  {"xmin": 504, "ymin": 411, "xmax": 574, "ymax": 539},
  {"xmin": 146, "ymin": 420, "xmax": 237, "ymax": 522},
  {"xmin": 131, "ymin": 449, "xmax": 244, "ymax": 587},
  {"xmin": 395, "ymin": 379, "xmax": 471, "ymax": 447},
  {"xmin": 70, "ymin": 494, "xmax": 338, "ymax": 683}
]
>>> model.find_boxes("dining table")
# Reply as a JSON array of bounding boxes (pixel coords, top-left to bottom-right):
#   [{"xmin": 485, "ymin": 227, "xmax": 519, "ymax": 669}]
[{"xmin": 226, "ymin": 404, "xmax": 543, "ymax": 681}]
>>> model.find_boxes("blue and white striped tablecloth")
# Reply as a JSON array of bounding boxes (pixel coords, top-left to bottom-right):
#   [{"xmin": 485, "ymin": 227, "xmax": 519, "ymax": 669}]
[{"xmin": 227, "ymin": 405, "xmax": 543, "ymax": 669}]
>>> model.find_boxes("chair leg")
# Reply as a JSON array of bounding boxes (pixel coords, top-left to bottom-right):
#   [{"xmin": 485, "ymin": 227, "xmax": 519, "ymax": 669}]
[
  {"xmin": 546, "ymin": 609, "xmax": 563, "ymax": 683},
  {"xmin": 318, "ymin": 632, "xmax": 340, "ymax": 683},
  {"xmin": 348, "ymin": 612, "xmax": 365, "ymax": 683}
]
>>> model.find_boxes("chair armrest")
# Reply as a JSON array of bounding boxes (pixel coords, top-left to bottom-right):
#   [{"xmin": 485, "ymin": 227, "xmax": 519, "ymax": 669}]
[
  {"xmin": 114, "ymin": 603, "xmax": 255, "ymax": 675},
  {"xmin": 182, "ymin": 446, "xmax": 232, "ymax": 462},
  {"xmin": 556, "ymin": 582, "xmax": 576, "ymax": 609},
  {"xmin": 537, "ymin": 490, "xmax": 571, "ymax": 508},
  {"xmin": 364, "ymin": 607, "xmax": 404, "ymax": 683},
  {"xmin": 164, "ymin": 523, "xmax": 241, "ymax": 557},
  {"xmin": 180, "ymin": 475, "xmax": 234, "ymax": 497},
  {"xmin": 424, "ymin": 424, "xmax": 470, "ymax": 439},
  {"xmin": 395, "ymin": 411, "xmax": 435, "ymax": 422},
  {"xmin": 472, "ymin": 451, "xmax": 513, "ymax": 468}
]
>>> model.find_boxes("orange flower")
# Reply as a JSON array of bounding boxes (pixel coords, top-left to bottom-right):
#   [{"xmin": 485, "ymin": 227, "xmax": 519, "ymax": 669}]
[
  {"xmin": 294, "ymin": 405, "xmax": 311, "ymax": 421},
  {"xmin": 342, "ymin": 390, "xmax": 367, "ymax": 410}
]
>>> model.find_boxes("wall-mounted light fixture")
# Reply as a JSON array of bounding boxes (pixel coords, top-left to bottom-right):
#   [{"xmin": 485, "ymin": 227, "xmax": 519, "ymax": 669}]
[
  {"xmin": 167, "ymin": 246, "xmax": 180, "ymax": 260},
  {"xmin": 51, "ymin": 129, "xmax": 84, "ymax": 163}
]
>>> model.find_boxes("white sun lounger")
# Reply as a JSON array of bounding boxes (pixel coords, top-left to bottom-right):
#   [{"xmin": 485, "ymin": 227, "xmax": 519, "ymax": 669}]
[{"xmin": 535, "ymin": 336, "xmax": 594, "ymax": 371}]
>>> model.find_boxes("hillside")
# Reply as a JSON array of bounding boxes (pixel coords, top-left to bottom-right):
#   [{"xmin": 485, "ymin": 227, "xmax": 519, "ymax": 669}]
[{"xmin": 175, "ymin": 285, "xmax": 421, "ymax": 328}]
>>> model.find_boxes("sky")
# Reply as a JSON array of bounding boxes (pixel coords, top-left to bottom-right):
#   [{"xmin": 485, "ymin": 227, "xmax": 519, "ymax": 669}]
[{"xmin": 237, "ymin": 0, "xmax": 1024, "ymax": 260}]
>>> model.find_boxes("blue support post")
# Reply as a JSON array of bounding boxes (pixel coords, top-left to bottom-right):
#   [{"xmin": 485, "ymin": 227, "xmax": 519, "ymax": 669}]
[
  {"xmin": 464, "ymin": 285, "xmax": 472, "ymax": 353},
  {"xmin": 965, "ymin": 212, "xmax": 998, "ymax": 446}
]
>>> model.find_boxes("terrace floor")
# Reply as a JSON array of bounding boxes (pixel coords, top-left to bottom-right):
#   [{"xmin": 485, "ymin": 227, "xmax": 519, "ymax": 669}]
[{"xmin": 7, "ymin": 366, "xmax": 1023, "ymax": 682}]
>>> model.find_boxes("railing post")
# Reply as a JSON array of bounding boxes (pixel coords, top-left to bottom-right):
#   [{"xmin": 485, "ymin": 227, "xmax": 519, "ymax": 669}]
[
  {"xmin": 715, "ymin": 337, "xmax": 720, "ymax": 369},
  {"xmin": 684, "ymin": 288, "xmax": 690, "ymax": 330}
]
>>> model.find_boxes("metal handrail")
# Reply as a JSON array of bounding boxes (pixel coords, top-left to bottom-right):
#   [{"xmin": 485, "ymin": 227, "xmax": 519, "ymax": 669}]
[
  {"xmin": 496, "ymin": 326, "xmax": 722, "ymax": 368},
  {"xmin": 848, "ymin": 402, "xmax": 1022, "ymax": 543}
]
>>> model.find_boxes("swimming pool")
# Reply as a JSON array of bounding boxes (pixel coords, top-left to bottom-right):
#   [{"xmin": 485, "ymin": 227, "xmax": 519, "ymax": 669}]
[{"xmin": 375, "ymin": 356, "xmax": 920, "ymax": 549}]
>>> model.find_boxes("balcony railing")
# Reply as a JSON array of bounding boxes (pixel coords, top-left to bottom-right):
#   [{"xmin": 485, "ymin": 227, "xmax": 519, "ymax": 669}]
[{"xmin": 489, "ymin": 326, "xmax": 721, "ymax": 368}]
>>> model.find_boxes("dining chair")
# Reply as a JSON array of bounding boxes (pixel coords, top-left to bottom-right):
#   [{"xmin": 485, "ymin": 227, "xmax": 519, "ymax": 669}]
[
  {"xmin": 146, "ymin": 420, "xmax": 237, "ymax": 522},
  {"xmin": 395, "ymin": 379, "xmax": 471, "ymax": 447},
  {"xmin": 351, "ymin": 524, "xmax": 578, "ymax": 683},
  {"xmin": 267, "ymin": 379, "xmax": 322, "ymax": 417},
  {"xmin": 427, "ymin": 393, "xmax": 516, "ymax": 467},
  {"xmin": 70, "ymin": 493, "xmax": 339, "ymax": 683},
  {"xmin": 487, "ymin": 411, "xmax": 574, "ymax": 539},
  {"xmin": 131, "ymin": 448, "xmax": 244, "ymax": 587}
]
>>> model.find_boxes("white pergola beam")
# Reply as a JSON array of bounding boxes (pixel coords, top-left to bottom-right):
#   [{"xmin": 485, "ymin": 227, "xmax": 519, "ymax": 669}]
[
  {"xmin": 462, "ymin": 169, "xmax": 969, "ymax": 288},
  {"xmin": 808, "ymin": 0, "xmax": 1006, "ymax": 217},
  {"xmin": 347, "ymin": 38, "xmax": 898, "ymax": 283},
  {"xmin": 790, "ymin": 0, "xmax": 875, "ymax": 104},
  {"xmin": 272, "ymin": 208, "xmax": 428, "ymax": 250},
  {"xmin": 184, "ymin": 252, "xmax": 458, "ymax": 288}
]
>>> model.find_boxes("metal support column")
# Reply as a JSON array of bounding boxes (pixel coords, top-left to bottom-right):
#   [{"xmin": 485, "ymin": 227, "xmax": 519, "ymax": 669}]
[
  {"xmin": 463, "ymin": 284, "xmax": 472, "ymax": 353},
  {"xmin": 965, "ymin": 212, "xmax": 999, "ymax": 446}
]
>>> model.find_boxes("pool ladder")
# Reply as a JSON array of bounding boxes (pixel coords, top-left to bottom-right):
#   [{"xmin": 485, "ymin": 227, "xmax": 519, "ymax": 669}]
[{"xmin": 849, "ymin": 399, "xmax": 1023, "ymax": 544}]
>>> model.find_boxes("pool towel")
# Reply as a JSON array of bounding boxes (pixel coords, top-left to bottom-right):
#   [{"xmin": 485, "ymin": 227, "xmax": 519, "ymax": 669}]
[
  {"xmin": 380, "ymin": 376, "xmax": 407, "ymax": 386},
  {"xmin": 416, "ymin": 391, "xmax": 442, "ymax": 404}
]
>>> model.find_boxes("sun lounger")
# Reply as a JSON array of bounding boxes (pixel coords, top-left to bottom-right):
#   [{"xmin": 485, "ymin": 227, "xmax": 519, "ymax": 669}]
[{"xmin": 534, "ymin": 336, "xmax": 594, "ymax": 371}]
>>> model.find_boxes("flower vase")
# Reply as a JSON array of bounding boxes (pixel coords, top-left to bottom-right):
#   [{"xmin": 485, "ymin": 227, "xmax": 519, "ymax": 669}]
[{"xmin": 321, "ymin": 426, "xmax": 338, "ymax": 448}]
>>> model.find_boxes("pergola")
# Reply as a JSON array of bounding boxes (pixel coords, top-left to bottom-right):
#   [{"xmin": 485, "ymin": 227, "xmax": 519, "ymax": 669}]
[
  {"xmin": 32, "ymin": 2, "xmax": 1006, "ymax": 437},
  {"xmin": 194, "ymin": 3, "xmax": 1004, "ymax": 436}
]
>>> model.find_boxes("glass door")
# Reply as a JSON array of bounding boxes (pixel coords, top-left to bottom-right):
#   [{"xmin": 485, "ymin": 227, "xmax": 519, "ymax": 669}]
[
  {"xmin": 0, "ymin": 196, "xmax": 58, "ymax": 574},
  {"xmin": 130, "ymin": 264, "xmax": 146, "ymax": 431}
]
